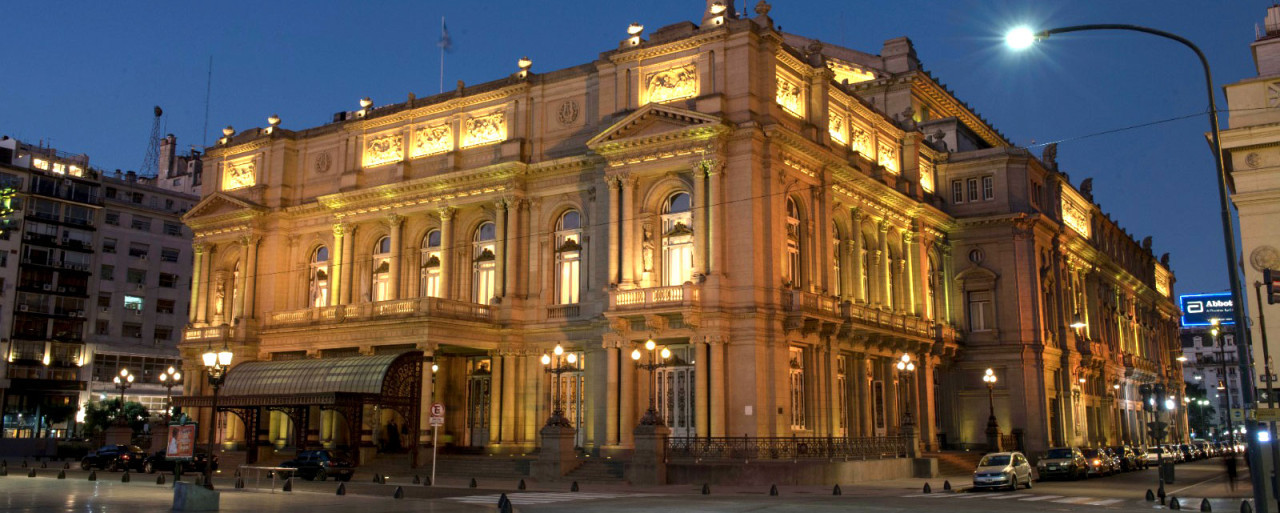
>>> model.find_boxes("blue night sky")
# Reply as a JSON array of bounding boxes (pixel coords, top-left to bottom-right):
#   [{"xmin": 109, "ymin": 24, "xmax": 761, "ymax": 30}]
[{"xmin": 0, "ymin": 1, "xmax": 1268, "ymax": 296}]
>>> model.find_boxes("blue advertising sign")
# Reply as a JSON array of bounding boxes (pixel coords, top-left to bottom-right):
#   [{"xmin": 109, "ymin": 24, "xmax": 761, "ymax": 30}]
[{"xmin": 1179, "ymin": 293, "xmax": 1235, "ymax": 327}]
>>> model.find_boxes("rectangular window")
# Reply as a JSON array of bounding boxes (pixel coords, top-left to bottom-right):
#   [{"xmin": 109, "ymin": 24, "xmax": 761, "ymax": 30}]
[
  {"xmin": 160, "ymin": 247, "xmax": 180, "ymax": 262},
  {"xmin": 98, "ymin": 293, "xmax": 111, "ymax": 309},
  {"xmin": 104, "ymin": 211, "xmax": 120, "ymax": 226},
  {"xmin": 159, "ymin": 273, "xmax": 177, "ymax": 288},
  {"xmin": 951, "ymin": 180, "xmax": 963, "ymax": 204},
  {"xmin": 156, "ymin": 299, "xmax": 175, "ymax": 314},
  {"xmin": 131, "ymin": 215, "xmax": 152, "ymax": 231},
  {"xmin": 101, "ymin": 265, "xmax": 114, "ymax": 281},
  {"xmin": 126, "ymin": 268, "xmax": 146, "ymax": 286},
  {"xmin": 95, "ymin": 320, "xmax": 110, "ymax": 336},
  {"xmin": 122, "ymin": 323, "xmax": 143, "ymax": 339},
  {"xmin": 131, "ymin": 192, "xmax": 144, "ymax": 204},
  {"xmin": 154, "ymin": 326, "xmax": 173, "ymax": 341},
  {"xmin": 105, "ymin": 187, "xmax": 117, "ymax": 199},
  {"xmin": 123, "ymin": 295, "xmax": 144, "ymax": 311},
  {"xmin": 982, "ymin": 176, "xmax": 994, "ymax": 200},
  {"xmin": 967, "ymin": 178, "xmax": 979, "ymax": 202},
  {"xmin": 128, "ymin": 242, "xmax": 149, "ymax": 259},
  {"xmin": 103, "ymin": 238, "xmax": 117, "ymax": 253},
  {"xmin": 163, "ymin": 222, "xmax": 182, "ymax": 236},
  {"xmin": 967, "ymin": 290, "xmax": 994, "ymax": 332}
]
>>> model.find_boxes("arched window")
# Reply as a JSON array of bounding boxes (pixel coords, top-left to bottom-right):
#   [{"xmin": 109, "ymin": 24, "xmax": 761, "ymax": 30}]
[
  {"xmin": 420, "ymin": 230, "xmax": 442, "ymax": 298},
  {"xmin": 832, "ymin": 222, "xmax": 842, "ymax": 297},
  {"xmin": 784, "ymin": 198, "xmax": 801, "ymax": 288},
  {"xmin": 309, "ymin": 246, "xmax": 330, "ymax": 308},
  {"xmin": 371, "ymin": 236, "xmax": 392, "ymax": 302},
  {"xmin": 555, "ymin": 210, "xmax": 582, "ymax": 304},
  {"xmin": 472, "ymin": 222, "xmax": 497, "ymax": 304},
  {"xmin": 661, "ymin": 192, "xmax": 694, "ymax": 286}
]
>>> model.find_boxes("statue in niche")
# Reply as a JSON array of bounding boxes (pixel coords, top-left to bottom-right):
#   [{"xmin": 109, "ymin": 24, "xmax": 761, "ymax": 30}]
[
  {"xmin": 214, "ymin": 278, "xmax": 226, "ymax": 317},
  {"xmin": 642, "ymin": 224, "xmax": 654, "ymax": 272}
]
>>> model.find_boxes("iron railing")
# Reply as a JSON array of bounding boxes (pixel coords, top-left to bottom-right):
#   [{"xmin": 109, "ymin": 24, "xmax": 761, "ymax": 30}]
[{"xmin": 667, "ymin": 435, "xmax": 910, "ymax": 461}]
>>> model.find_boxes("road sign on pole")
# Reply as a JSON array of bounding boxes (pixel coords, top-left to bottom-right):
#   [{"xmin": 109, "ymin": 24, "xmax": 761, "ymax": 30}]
[{"xmin": 429, "ymin": 402, "xmax": 444, "ymax": 486}]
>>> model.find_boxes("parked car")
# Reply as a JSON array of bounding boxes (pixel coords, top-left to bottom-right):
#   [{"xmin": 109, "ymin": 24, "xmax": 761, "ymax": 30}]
[
  {"xmin": 80, "ymin": 444, "xmax": 148, "ymax": 472},
  {"xmin": 1109, "ymin": 445, "xmax": 1141, "ymax": 471},
  {"xmin": 973, "ymin": 451, "xmax": 1035, "ymax": 491},
  {"xmin": 280, "ymin": 450, "xmax": 354, "ymax": 481},
  {"xmin": 142, "ymin": 449, "xmax": 218, "ymax": 474},
  {"xmin": 1081, "ymin": 448, "xmax": 1117, "ymax": 476},
  {"xmin": 1141, "ymin": 447, "xmax": 1167, "ymax": 465},
  {"xmin": 1177, "ymin": 444, "xmax": 1195, "ymax": 462},
  {"xmin": 1037, "ymin": 447, "xmax": 1088, "ymax": 480}
]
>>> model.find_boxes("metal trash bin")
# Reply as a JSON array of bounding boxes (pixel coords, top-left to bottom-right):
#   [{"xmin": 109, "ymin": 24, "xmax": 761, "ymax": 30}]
[{"xmin": 1161, "ymin": 462, "xmax": 1176, "ymax": 484}]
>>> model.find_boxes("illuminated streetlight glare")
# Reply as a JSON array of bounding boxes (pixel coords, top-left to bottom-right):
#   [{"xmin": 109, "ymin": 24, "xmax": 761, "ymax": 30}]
[{"xmin": 1006, "ymin": 26, "xmax": 1037, "ymax": 50}]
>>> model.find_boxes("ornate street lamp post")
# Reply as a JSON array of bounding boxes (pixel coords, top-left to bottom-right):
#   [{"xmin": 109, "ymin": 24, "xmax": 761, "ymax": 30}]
[
  {"xmin": 158, "ymin": 366, "xmax": 182, "ymax": 421},
  {"xmin": 983, "ymin": 368, "xmax": 1000, "ymax": 450},
  {"xmin": 540, "ymin": 344, "xmax": 579, "ymax": 427},
  {"xmin": 896, "ymin": 354, "xmax": 916, "ymax": 426},
  {"xmin": 200, "ymin": 343, "xmax": 233, "ymax": 490},
  {"xmin": 631, "ymin": 338, "xmax": 671, "ymax": 426},
  {"xmin": 113, "ymin": 368, "xmax": 134, "ymax": 404}
]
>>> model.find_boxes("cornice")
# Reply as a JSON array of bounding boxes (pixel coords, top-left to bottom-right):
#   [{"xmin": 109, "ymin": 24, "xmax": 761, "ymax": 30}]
[
  {"xmin": 347, "ymin": 83, "xmax": 530, "ymax": 132},
  {"xmin": 775, "ymin": 48, "xmax": 814, "ymax": 79},
  {"xmin": 206, "ymin": 137, "xmax": 273, "ymax": 160},
  {"xmin": 316, "ymin": 162, "xmax": 525, "ymax": 217},
  {"xmin": 906, "ymin": 73, "xmax": 1009, "ymax": 148},
  {"xmin": 608, "ymin": 30, "xmax": 728, "ymax": 64}
]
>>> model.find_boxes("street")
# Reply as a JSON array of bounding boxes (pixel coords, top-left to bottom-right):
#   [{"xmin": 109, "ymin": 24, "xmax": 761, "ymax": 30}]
[{"xmin": 0, "ymin": 457, "xmax": 1256, "ymax": 512}]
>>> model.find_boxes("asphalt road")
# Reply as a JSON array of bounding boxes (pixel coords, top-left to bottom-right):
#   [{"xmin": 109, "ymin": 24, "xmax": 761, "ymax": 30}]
[{"xmin": 0, "ymin": 457, "xmax": 1259, "ymax": 513}]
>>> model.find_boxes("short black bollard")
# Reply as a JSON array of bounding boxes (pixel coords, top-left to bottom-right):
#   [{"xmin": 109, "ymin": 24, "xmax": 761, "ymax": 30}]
[
  {"xmin": 235, "ymin": 477, "xmax": 244, "ymax": 489},
  {"xmin": 373, "ymin": 474, "xmax": 382, "ymax": 484},
  {"xmin": 393, "ymin": 486, "xmax": 404, "ymax": 499},
  {"xmin": 923, "ymin": 482, "xmax": 932, "ymax": 494},
  {"xmin": 571, "ymin": 481, "xmax": 579, "ymax": 492},
  {"xmin": 1203, "ymin": 498, "xmax": 1213, "ymax": 512},
  {"xmin": 1147, "ymin": 489, "xmax": 1156, "ymax": 502},
  {"xmin": 470, "ymin": 477, "xmax": 478, "ymax": 488},
  {"xmin": 423, "ymin": 475, "xmax": 431, "ymax": 486},
  {"xmin": 88, "ymin": 471, "xmax": 97, "ymax": 481},
  {"xmin": 282, "ymin": 478, "xmax": 293, "ymax": 492},
  {"xmin": 1172, "ymin": 497, "xmax": 1182, "ymax": 510},
  {"xmin": 27, "ymin": 469, "xmax": 36, "ymax": 478},
  {"xmin": 156, "ymin": 474, "xmax": 165, "ymax": 485},
  {"xmin": 336, "ymin": 483, "xmax": 346, "ymax": 496},
  {"xmin": 63, "ymin": 462, "xmax": 70, "ymax": 470},
  {"xmin": 1242, "ymin": 500, "xmax": 1254, "ymax": 513},
  {"xmin": 121, "ymin": 471, "xmax": 130, "ymax": 483},
  {"xmin": 413, "ymin": 475, "xmax": 420, "ymax": 484},
  {"xmin": 944, "ymin": 480, "xmax": 952, "ymax": 491},
  {"xmin": 833, "ymin": 484, "xmax": 842, "ymax": 496},
  {"xmin": 57, "ymin": 470, "xmax": 65, "ymax": 479},
  {"xmin": 21, "ymin": 460, "xmax": 28, "ymax": 469},
  {"xmin": 769, "ymin": 484, "xmax": 779, "ymax": 496},
  {"xmin": 518, "ymin": 479, "xmax": 526, "ymax": 490},
  {"xmin": 498, "ymin": 493, "xmax": 511, "ymax": 509},
  {"xmin": 41, "ymin": 461, "xmax": 47, "ymax": 469},
  {"xmin": 234, "ymin": 469, "xmax": 241, "ymax": 478},
  {"xmin": 702, "ymin": 483, "xmax": 711, "ymax": 495}
]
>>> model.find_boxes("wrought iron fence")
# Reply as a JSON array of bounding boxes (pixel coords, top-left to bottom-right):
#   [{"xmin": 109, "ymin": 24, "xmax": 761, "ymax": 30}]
[{"xmin": 667, "ymin": 435, "xmax": 910, "ymax": 461}]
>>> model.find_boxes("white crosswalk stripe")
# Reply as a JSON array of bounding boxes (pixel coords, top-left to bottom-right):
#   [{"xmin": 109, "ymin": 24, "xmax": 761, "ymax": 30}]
[
  {"xmin": 1052, "ymin": 496, "xmax": 1097, "ymax": 504},
  {"xmin": 903, "ymin": 491, "xmax": 1142, "ymax": 508},
  {"xmin": 1087, "ymin": 499, "xmax": 1124, "ymax": 506},
  {"xmin": 449, "ymin": 492, "xmax": 662, "ymax": 506},
  {"xmin": 1019, "ymin": 494, "xmax": 1065, "ymax": 501},
  {"xmin": 984, "ymin": 493, "xmax": 1025, "ymax": 500}
]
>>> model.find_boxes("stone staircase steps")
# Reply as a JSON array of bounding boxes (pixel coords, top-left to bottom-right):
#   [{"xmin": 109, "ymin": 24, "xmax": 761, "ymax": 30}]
[
  {"xmin": 924, "ymin": 451, "xmax": 986, "ymax": 477},
  {"xmin": 564, "ymin": 459, "xmax": 627, "ymax": 483}
]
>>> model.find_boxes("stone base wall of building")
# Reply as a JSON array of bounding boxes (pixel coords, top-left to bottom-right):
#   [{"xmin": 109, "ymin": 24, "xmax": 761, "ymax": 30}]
[{"xmin": 666, "ymin": 457, "xmax": 921, "ymax": 486}]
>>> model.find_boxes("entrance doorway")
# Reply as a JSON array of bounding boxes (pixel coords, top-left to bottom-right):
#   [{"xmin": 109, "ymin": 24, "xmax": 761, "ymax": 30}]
[
  {"xmin": 655, "ymin": 345, "xmax": 696, "ymax": 438},
  {"xmin": 466, "ymin": 357, "xmax": 492, "ymax": 447}
]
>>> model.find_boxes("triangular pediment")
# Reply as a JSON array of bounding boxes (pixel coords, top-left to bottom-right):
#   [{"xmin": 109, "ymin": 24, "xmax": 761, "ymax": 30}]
[
  {"xmin": 586, "ymin": 104, "xmax": 726, "ymax": 150},
  {"xmin": 184, "ymin": 192, "xmax": 266, "ymax": 221}
]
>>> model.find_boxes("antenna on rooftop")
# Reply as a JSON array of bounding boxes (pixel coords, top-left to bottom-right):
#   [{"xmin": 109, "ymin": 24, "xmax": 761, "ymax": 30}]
[{"xmin": 140, "ymin": 106, "xmax": 163, "ymax": 176}]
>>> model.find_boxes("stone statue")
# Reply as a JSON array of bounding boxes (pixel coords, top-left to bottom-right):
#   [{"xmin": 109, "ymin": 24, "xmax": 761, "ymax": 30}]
[
  {"xmin": 1161, "ymin": 252, "xmax": 1170, "ymax": 266},
  {"xmin": 214, "ymin": 278, "xmax": 226, "ymax": 316},
  {"xmin": 1042, "ymin": 143, "xmax": 1058, "ymax": 170},
  {"xmin": 642, "ymin": 225, "xmax": 654, "ymax": 272},
  {"xmin": 1079, "ymin": 178, "xmax": 1094, "ymax": 202}
]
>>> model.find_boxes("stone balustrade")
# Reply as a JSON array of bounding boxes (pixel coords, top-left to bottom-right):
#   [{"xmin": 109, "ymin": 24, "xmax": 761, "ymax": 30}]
[{"xmin": 264, "ymin": 296, "xmax": 492, "ymax": 328}]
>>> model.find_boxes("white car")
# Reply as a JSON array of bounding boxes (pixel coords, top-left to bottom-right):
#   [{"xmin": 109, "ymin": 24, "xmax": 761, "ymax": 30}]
[
  {"xmin": 973, "ymin": 451, "xmax": 1035, "ymax": 491},
  {"xmin": 1141, "ymin": 447, "xmax": 1166, "ymax": 465}
]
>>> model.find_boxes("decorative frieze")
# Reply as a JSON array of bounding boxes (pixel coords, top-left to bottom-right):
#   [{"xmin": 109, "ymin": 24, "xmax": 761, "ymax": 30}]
[
  {"xmin": 644, "ymin": 64, "xmax": 697, "ymax": 104},
  {"xmin": 462, "ymin": 112, "xmax": 507, "ymax": 148},
  {"xmin": 411, "ymin": 123, "xmax": 452, "ymax": 158},
  {"xmin": 829, "ymin": 112, "xmax": 848, "ymax": 146},
  {"xmin": 363, "ymin": 132, "xmax": 404, "ymax": 167},
  {"xmin": 918, "ymin": 159, "xmax": 935, "ymax": 193},
  {"xmin": 776, "ymin": 73, "xmax": 804, "ymax": 117},
  {"xmin": 878, "ymin": 142, "xmax": 898, "ymax": 174},
  {"xmin": 222, "ymin": 157, "xmax": 256, "ymax": 191}
]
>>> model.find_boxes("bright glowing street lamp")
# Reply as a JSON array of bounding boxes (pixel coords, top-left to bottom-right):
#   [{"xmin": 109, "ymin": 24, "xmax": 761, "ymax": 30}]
[
  {"xmin": 983, "ymin": 368, "xmax": 1001, "ymax": 450},
  {"xmin": 1005, "ymin": 26, "xmax": 1037, "ymax": 50},
  {"xmin": 632, "ymin": 338, "xmax": 671, "ymax": 427},
  {"xmin": 541, "ymin": 344, "xmax": 579, "ymax": 428},
  {"xmin": 200, "ymin": 343, "xmax": 233, "ymax": 489}
]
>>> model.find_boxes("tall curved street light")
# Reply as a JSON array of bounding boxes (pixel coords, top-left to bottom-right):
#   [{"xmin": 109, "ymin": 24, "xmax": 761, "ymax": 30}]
[{"xmin": 1007, "ymin": 24, "xmax": 1266, "ymax": 512}]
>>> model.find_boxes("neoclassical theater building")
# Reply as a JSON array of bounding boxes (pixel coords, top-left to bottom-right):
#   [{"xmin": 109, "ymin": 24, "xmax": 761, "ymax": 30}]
[{"xmin": 177, "ymin": 2, "xmax": 1184, "ymax": 467}]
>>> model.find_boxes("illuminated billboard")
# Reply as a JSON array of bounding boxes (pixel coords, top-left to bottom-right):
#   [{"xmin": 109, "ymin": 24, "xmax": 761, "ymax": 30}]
[{"xmin": 1179, "ymin": 293, "xmax": 1235, "ymax": 327}]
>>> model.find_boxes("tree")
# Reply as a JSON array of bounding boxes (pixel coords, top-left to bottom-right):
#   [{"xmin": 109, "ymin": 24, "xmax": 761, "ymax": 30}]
[
  {"xmin": 1185, "ymin": 382, "xmax": 1217, "ymax": 439},
  {"xmin": 83, "ymin": 399, "xmax": 150, "ymax": 436}
]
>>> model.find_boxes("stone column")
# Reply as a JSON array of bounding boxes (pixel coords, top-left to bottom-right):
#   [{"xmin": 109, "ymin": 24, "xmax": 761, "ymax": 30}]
[
  {"xmin": 418, "ymin": 346, "xmax": 435, "ymax": 462},
  {"xmin": 620, "ymin": 346, "xmax": 636, "ymax": 447},
  {"xmin": 709, "ymin": 336, "xmax": 727, "ymax": 437},
  {"xmin": 882, "ymin": 358, "xmax": 898, "ymax": 436},
  {"xmin": 488, "ymin": 354, "xmax": 504, "ymax": 450},
  {"xmin": 331, "ymin": 224, "xmax": 347, "ymax": 306},
  {"xmin": 692, "ymin": 163, "xmax": 708, "ymax": 278},
  {"xmin": 191, "ymin": 243, "xmax": 208, "ymax": 324},
  {"xmin": 828, "ymin": 345, "xmax": 841, "ymax": 436},
  {"xmin": 695, "ymin": 339, "xmax": 709, "ymax": 437},
  {"xmin": 501, "ymin": 352, "xmax": 517, "ymax": 443},
  {"xmin": 341, "ymin": 223, "xmax": 357, "ymax": 304},
  {"xmin": 495, "ymin": 200, "xmax": 508, "ymax": 298},
  {"xmin": 620, "ymin": 177, "xmax": 637, "ymax": 286},
  {"xmin": 940, "ymin": 244, "xmax": 954, "ymax": 323},
  {"xmin": 877, "ymin": 221, "xmax": 890, "ymax": 308},
  {"xmin": 894, "ymin": 258, "xmax": 908, "ymax": 313},
  {"xmin": 706, "ymin": 163, "xmax": 721, "ymax": 274},
  {"xmin": 388, "ymin": 214, "xmax": 404, "ymax": 300},
  {"xmin": 233, "ymin": 239, "xmax": 250, "ymax": 321},
  {"xmin": 505, "ymin": 200, "xmax": 524, "ymax": 299},
  {"xmin": 605, "ymin": 344, "xmax": 620, "ymax": 446},
  {"xmin": 853, "ymin": 354, "xmax": 870, "ymax": 436},
  {"xmin": 242, "ymin": 235, "xmax": 260, "ymax": 320},
  {"xmin": 904, "ymin": 231, "xmax": 919, "ymax": 315},
  {"xmin": 916, "ymin": 355, "xmax": 934, "ymax": 451},
  {"xmin": 606, "ymin": 176, "xmax": 621, "ymax": 285},
  {"xmin": 438, "ymin": 208, "xmax": 455, "ymax": 300}
]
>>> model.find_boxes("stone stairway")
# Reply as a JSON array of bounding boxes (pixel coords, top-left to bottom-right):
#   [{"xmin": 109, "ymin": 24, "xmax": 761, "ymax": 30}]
[
  {"xmin": 432, "ymin": 455, "xmax": 533, "ymax": 479},
  {"xmin": 563, "ymin": 459, "xmax": 627, "ymax": 483},
  {"xmin": 924, "ymin": 451, "xmax": 985, "ymax": 477}
]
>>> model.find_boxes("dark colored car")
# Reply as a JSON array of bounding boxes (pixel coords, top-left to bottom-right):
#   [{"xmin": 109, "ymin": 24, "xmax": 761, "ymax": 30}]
[
  {"xmin": 1036, "ymin": 447, "xmax": 1088, "ymax": 480},
  {"xmin": 1109, "ymin": 445, "xmax": 1141, "ymax": 471},
  {"xmin": 142, "ymin": 449, "xmax": 218, "ymax": 474},
  {"xmin": 1081, "ymin": 448, "xmax": 1116, "ymax": 476},
  {"xmin": 280, "ymin": 450, "xmax": 354, "ymax": 481},
  {"xmin": 1178, "ymin": 444, "xmax": 1195, "ymax": 462},
  {"xmin": 80, "ymin": 444, "xmax": 148, "ymax": 472}
]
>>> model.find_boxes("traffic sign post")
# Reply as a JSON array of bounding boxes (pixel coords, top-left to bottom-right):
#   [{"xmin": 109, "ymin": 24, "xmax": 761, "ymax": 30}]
[{"xmin": 429, "ymin": 403, "xmax": 444, "ymax": 486}]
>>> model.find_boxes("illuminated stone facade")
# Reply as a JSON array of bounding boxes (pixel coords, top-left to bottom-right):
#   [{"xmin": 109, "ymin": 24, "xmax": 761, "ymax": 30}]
[{"xmin": 180, "ymin": 2, "xmax": 1181, "ymax": 467}]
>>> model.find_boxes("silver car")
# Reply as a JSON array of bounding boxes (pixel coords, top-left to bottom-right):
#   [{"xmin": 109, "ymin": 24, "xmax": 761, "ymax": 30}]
[{"xmin": 973, "ymin": 451, "xmax": 1035, "ymax": 491}]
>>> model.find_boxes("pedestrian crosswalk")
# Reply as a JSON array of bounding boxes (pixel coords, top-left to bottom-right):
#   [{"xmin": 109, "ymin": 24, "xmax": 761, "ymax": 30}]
[
  {"xmin": 449, "ymin": 492, "xmax": 663, "ymax": 506},
  {"xmin": 899, "ymin": 491, "xmax": 1129, "ymax": 507}
]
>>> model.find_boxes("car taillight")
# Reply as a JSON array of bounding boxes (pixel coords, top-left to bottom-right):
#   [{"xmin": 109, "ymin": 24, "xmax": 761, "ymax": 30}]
[{"xmin": 1092, "ymin": 459, "xmax": 1100, "ymax": 465}]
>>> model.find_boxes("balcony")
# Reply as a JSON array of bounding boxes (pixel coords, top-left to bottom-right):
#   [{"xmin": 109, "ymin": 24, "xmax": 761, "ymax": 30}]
[
  {"xmin": 264, "ymin": 296, "xmax": 493, "ymax": 329},
  {"xmin": 546, "ymin": 304, "xmax": 581, "ymax": 320},
  {"xmin": 184, "ymin": 324, "xmax": 230, "ymax": 343},
  {"xmin": 1122, "ymin": 352, "xmax": 1159, "ymax": 378},
  {"xmin": 784, "ymin": 290, "xmax": 961, "ymax": 344},
  {"xmin": 609, "ymin": 283, "xmax": 701, "ymax": 311}
]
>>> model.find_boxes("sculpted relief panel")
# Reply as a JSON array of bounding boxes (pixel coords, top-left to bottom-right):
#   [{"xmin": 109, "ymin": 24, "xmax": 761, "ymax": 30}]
[
  {"xmin": 222, "ymin": 158, "xmax": 256, "ymax": 191},
  {"xmin": 828, "ymin": 112, "xmax": 848, "ymax": 146},
  {"xmin": 644, "ymin": 64, "xmax": 697, "ymax": 104},
  {"xmin": 776, "ymin": 73, "xmax": 804, "ymax": 117},
  {"xmin": 1061, "ymin": 198, "xmax": 1091, "ymax": 238},
  {"xmin": 877, "ymin": 141, "xmax": 898, "ymax": 174},
  {"xmin": 412, "ymin": 123, "xmax": 452, "ymax": 158},
  {"xmin": 462, "ymin": 112, "xmax": 507, "ymax": 148},
  {"xmin": 850, "ymin": 126, "xmax": 871, "ymax": 156},
  {"xmin": 363, "ymin": 132, "xmax": 404, "ymax": 167},
  {"xmin": 919, "ymin": 159, "xmax": 935, "ymax": 193}
]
